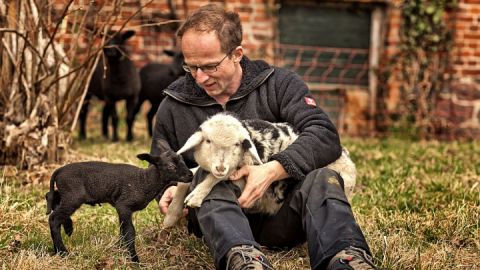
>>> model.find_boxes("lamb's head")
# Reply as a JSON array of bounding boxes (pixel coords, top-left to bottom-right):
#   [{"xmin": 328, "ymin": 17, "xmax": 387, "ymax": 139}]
[
  {"xmin": 177, "ymin": 114, "xmax": 262, "ymax": 179},
  {"xmin": 137, "ymin": 140, "xmax": 193, "ymax": 183},
  {"xmin": 103, "ymin": 30, "xmax": 135, "ymax": 59},
  {"xmin": 163, "ymin": 49, "xmax": 185, "ymax": 77}
]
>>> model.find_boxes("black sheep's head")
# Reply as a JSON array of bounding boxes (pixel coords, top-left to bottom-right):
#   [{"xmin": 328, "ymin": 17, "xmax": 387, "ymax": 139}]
[
  {"xmin": 137, "ymin": 151, "xmax": 193, "ymax": 183},
  {"xmin": 104, "ymin": 30, "xmax": 135, "ymax": 58},
  {"xmin": 164, "ymin": 49, "xmax": 185, "ymax": 77}
]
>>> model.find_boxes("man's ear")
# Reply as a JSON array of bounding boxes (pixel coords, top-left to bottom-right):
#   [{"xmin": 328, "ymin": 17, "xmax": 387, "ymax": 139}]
[{"xmin": 232, "ymin": 46, "xmax": 243, "ymax": 63}]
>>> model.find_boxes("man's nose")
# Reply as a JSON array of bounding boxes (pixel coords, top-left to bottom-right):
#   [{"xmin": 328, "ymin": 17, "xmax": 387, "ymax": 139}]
[{"xmin": 195, "ymin": 69, "xmax": 210, "ymax": 84}]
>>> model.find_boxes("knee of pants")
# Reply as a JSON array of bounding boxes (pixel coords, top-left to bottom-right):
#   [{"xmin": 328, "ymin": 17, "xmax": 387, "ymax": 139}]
[
  {"xmin": 187, "ymin": 180, "xmax": 242, "ymax": 238},
  {"xmin": 300, "ymin": 168, "xmax": 348, "ymax": 203}
]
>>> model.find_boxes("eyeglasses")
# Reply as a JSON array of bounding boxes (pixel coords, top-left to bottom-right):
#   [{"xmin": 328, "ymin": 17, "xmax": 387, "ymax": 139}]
[{"xmin": 182, "ymin": 50, "xmax": 233, "ymax": 74}]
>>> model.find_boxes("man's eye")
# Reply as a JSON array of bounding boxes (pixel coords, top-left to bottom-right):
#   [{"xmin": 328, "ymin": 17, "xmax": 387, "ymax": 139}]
[{"xmin": 201, "ymin": 65, "xmax": 217, "ymax": 72}]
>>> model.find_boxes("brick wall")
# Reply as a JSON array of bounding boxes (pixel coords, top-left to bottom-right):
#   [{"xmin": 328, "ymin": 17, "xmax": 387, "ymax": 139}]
[
  {"xmin": 382, "ymin": 0, "xmax": 480, "ymax": 139},
  {"xmin": 434, "ymin": 1, "xmax": 480, "ymax": 139},
  {"xmin": 54, "ymin": 0, "xmax": 480, "ymax": 139}
]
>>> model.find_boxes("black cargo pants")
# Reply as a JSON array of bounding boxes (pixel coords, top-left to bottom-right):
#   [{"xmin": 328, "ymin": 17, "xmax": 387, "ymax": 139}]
[{"xmin": 187, "ymin": 168, "xmax": 371, "ymax": 269}]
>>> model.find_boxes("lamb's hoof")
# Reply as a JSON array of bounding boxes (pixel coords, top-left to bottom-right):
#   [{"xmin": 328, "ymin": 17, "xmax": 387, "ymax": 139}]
[
  {"xmin": 131, "ymin": 255, "xmax": 140, "ymax": 263},
  {"xmin": 184, "ymin": 193, "xmax": 202, "ymax": 208},
  {"xmin": 162, "ymin": 215, "xmax": 181, "ymax": 229},
  {"xmin": 55, "ymin": 249, "xmax": 69, "ymax": 257}
]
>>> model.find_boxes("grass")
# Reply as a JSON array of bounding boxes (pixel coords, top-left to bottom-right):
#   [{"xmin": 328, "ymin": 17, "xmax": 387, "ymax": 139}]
[{"xmin": 0, "ymin": 105, "xmax": 479, "ymax": 269}]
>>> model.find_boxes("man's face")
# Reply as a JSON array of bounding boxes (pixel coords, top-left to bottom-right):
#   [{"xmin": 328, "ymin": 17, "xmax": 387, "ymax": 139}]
[{"xmin": 181, "ymin": 30, "xmax": 242, "ymax": 102}]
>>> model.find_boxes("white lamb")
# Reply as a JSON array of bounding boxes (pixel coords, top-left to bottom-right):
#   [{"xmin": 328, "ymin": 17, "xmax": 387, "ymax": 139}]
[{"xmin": 163, "ymin": 113, "xmax": 356, "ymax": 228}]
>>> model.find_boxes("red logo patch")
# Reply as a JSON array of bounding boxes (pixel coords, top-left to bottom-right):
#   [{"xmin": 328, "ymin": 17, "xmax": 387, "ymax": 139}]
[{"xmin": 304, "ymin": 96, "xmax": 317, "ymax": 107}]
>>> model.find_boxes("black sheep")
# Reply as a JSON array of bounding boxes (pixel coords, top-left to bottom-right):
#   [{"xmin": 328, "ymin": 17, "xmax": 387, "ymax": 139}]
[
  {"xmin": 45, "ymin": 140, "xmax": 193, "ymax": 262},
  {"xmin": 132, "ymin": 50, "xmax": 185, "ymax": 137},
  {"xmin": 79, "ymin": 30, "xmax": 141, "ymax": 142}
]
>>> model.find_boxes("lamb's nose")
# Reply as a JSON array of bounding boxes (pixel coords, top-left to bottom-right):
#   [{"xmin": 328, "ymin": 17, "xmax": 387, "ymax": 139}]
[{"xmin": 216, "ymin": 165, "xmax": 225, "ymax": 173}]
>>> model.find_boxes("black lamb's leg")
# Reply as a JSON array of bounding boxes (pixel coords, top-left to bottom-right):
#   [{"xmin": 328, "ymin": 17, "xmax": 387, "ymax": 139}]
[
  {"xmin": 48, "ymin": 204, "xmax": 79, "ymax": 256},
  {"xmin": 102, "ymin": 101, "xmax": 111, "ymax": 140},
  {"xmin": 147, "ymin": 101, "xmax": 160, "ymax": 137},
  {"xmin": 125, "ymin": 96, "xmax": 138, "ymax": 142},
  {"xmin": 79, "ymin": 94, "xmax": 92, "ymax": 140},
  {"xmin": 116, "ymin": 207, "xmax": 138, "ymax": 262},
  {"xmin": 63, "ymin": 216, "xmax": 73, "ymax": 236},
  {"xmin": 110, "ymin": 101, "xmax": 119, "ymax": 142}
]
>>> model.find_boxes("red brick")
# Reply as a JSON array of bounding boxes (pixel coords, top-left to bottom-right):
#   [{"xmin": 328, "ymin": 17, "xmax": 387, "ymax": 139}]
[{"xmin": 462, "ymin": 69, "xmax": 480, "ymax": 75}]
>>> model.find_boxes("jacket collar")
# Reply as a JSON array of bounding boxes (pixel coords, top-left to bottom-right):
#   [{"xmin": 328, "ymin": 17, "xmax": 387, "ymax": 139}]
[{"xmin": 164, "ymin": 56, "xmax": 274, "ymax": 106}]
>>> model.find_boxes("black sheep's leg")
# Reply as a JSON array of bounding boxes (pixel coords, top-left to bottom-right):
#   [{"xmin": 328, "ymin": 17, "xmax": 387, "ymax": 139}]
[
  {"xmin": 125, "ymin": 96, "xmax": 138, "ymax": 142},
  {"xmin": 102, "ymin": 101, "xmax": 112, "ymax": 139},
  {"xmin": 116, "ymin": 207, "xmax": 139, "ymax": 262},
  {"xmin": 147, "ymin": 101, "xmax": 160, "ymax": 137},
  {"xmin": 63, "ymin": 216, "xmax": 73, "ymax": 236},
  {"xmin": 48, "ymin": 204, "xmax": 79, "ymax": 255},
  {"xmin": 103, "ymin": 101, "xmax": 119, "ymax": 141},
  {"xmin": 79, "ymin": 94, "xmax": 92, "ymax": 140},
  {"xmin": 110, "ymin": 102, "xmax": 119, "ymax": 142}
]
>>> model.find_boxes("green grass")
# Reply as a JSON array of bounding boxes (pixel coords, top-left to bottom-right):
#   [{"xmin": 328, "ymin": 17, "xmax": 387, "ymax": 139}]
[{"xmin": 1, "ymin": 105, "xmax": 479, "ymax": 269}]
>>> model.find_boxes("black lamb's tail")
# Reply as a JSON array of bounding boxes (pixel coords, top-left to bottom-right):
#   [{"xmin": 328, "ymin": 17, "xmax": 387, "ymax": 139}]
[{"xmin": 45, "ymin": 169, "xmax": 60, "ymax": 215}]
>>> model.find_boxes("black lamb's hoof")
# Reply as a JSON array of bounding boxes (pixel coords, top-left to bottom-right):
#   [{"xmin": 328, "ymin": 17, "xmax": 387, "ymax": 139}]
[
  {"xmin": 54, "ymin": 249, "xmax": 69, "ymax": 257},
  {"xmin": 131, "ymin": 255, "xmax": 140, "ymax": 263}
]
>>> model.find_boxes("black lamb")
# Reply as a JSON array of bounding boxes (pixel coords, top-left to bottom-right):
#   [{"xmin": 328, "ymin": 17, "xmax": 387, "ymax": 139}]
[
  {"xmin": 79, "ymin": 30, "xmax": 141, "ymax": 142},
  {"xmin": 45, "ymin": 141, "xmax": 192, "ymax": 262},
  {"xmin": 132, "ymin": 50, "xmax": 185, "ymax": 137}
]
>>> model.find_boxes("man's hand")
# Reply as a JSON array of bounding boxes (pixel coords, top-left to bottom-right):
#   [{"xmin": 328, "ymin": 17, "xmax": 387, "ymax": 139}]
[
  {"xmin": 159, "ymin": 185, "xmax": 178, "ymax": 215},
  {"xmin": 229, "ymin": 160, "xmax": 289, "ymax": 208}
]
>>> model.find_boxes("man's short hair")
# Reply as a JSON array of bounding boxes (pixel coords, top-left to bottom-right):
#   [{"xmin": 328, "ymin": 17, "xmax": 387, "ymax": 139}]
[{"xmin": 176, "ymin": 4, "xmax": 242, "ymax": 53}]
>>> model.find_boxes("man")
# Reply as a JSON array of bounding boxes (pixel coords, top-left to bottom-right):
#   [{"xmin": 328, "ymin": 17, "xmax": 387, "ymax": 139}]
[{"xmin": 151, "ymin": 4, "xmax": 377, "ymax": 270}]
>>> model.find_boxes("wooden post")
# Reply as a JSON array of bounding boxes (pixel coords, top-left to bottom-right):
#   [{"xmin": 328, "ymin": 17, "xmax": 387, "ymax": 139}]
[{"xmin": 369, "ymin": 7, "xmax": 383, "ymax": 136}]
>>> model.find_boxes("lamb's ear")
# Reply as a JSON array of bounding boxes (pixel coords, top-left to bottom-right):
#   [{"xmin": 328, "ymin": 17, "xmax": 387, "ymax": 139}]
[
  {"xmin": 122, "ymin": 30, "xmax": 135, "ymax": 40},
  {"xmin": 137, "ymin": 153, "xmax": 152, "ymax": 163},
  {"xmin": 242, "ymin": 139, "xmax": 263, "ymax": 165},
  {"xmin": 177, "ymin": 130, "xmax": 203, "ymax": 155},
  {"xmin": 156, "ymin": 139, "xmax": 171, "ymax": 153},
  {"xmin": 163, "ymin": 49, "xmax": 174, "ymax": 57}
]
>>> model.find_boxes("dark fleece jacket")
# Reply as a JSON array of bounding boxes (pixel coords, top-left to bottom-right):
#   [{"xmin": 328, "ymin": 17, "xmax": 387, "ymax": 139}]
[{"xmin": 150, "ymin": 56, "xmax": 341, "ymax": 181}]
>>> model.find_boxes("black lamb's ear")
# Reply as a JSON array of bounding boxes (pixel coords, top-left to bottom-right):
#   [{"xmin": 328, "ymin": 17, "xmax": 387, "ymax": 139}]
[
  {"xmin": 163, "ymin": 49, "xmax": 174, "ymax": 56},
  {"xmin": 156, "ymin": 139, "xmax": 171, "ymax": 153},
  {"xmin": 122, "ymin": 30, "xmax": 135, "ymax": 40},
  {"xmin": 137, "ymin": 153, "xmax": 152, "ymax": 163},
  {"xmin": 242, "ymin": 139, "xmax": 252, "ymax": 150}
]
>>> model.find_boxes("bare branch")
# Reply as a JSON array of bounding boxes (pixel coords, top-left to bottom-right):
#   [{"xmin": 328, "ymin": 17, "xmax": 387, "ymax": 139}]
[{"xmin": 0, "ymin": 28, "xmax": 49, "ymax": 72}]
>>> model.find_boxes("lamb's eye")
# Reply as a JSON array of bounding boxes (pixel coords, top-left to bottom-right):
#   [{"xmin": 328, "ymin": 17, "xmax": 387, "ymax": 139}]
[
  {"xmin": 206, "ymin": 139, "xmax": 211, "ymax": 144},
  {"xmin": 235, "ymin": 142, "xmax": 240, "ymax": 147},
  {"xmin": 167, "ymin": 164, "xmax": 176, "ymax": 170}
]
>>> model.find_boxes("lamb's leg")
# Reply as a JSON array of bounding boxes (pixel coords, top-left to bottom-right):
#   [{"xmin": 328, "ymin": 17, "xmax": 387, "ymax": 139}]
[
  {"xmin": 63, "ymin": 216, "xmax": 73, "ymax": 236},
  {"xmin": 116, "ymin": 207, "xmax": 139, "ymax": 262},
  {"xmin": 162, "ymin": 182, "xmax": 190, "ymax": 228},
  {"xmin": 78, "ymin": 94, "xmax": 91, "ymax": 140},
  {"xmin": 48, "ymin": 204, "xmax": 78, "ymax": 255},
  {"xmin": 110, "ymin": 102, "xmax": 119, "ymax": 142},
  {"xmin": 102, "ymin": 102, "xmax": 112, "ymax": 140},
  {"xmin": 147, "ymin": 101, "xmax": 160, "ymax": 137},
  {"xmin": 184, "ymin": 174, "xmax": 223, "ymax": 208},
  {"xmin": 125, "ymin": 96, "xmax": 138, "ymax": 142}
]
